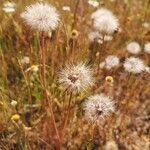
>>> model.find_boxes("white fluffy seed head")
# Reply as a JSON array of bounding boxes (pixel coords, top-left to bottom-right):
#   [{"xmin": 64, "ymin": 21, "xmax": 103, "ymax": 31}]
[
  {"xmin": 126, "ymin": 41, "xmax": 141, "ymax": 54},
  {"xmin": 93, "ymin": 15, "xmax": 119, "ymax": 34},
  {"xmin": 123, "ymin": 57, "xmax": 145, "ymax": 74},
  {"xmin": 144, "ymin": 42, "xmax": 150, "ymax": 54},
  {"xmin": 21, "ymin": 2, "xmax": 60, "ymax": 32},
  {"xmin": 102, "ymin": 55, "xmax": 120, "ymax": 70},
  {"xmin": 58, "ymin": 63, "xmax": 94, "ymax": 93},
  {"xmin": 91, "ymin": 8, "xmax": 112, "ymax": 20},
  {"xmin": 84, "ymin": 94, "xmax": 115, "ymax": 123},
  {"xmin": 20, "ymin": 56, "xmax": 30, "ymax": 64},
  {"xmin": 92, "ymin": 8, "xmax": 119, "ymax": 34}
]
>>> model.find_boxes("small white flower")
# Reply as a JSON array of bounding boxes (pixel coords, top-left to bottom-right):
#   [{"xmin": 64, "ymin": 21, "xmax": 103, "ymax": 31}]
[
  {"xmin": 3, "ymin": 2, "xmax": 16, "ymax": 13},
  {"xmin": 99, "ymin": 62, "xmax": 105, "ymax": 69},
  {"xmin": 3, "ymin": 7, "xmax": 15, "ymax": 13},
  {"xmin": 88, "ymin": 31, "xmax": 100, "ymax": 42},
  {"xmin": 20, "ymin": 56, "xmax": 30, "ymax": 64},
  {"xmin": 126, "ymin": 41, "xmax": 141, "ymax": 54},
  {"xmin": 118, "ymin": 27, "xmax": 122, "ymax": 33},
  {"xmin": 88, "ymin": 31, "xmax": 113, "ymax": 43},
  {"xmin": 3, "ymin": 2, "xmax": 16, "ymax": 8},
  {"xmin": 142, "ymin": 22, "xmax": 149, "ymax": 28},
  {"xmin": 31, "ymin": 65, "xmax": 39, "ymax": 72},
  {"xmin": 101, "ymin": 55, "xmax": 120, "ymax": 70},
  {"xmin": 62, "ymin": 6, "xmax": 70, "ymax": 11},
  {"xmin": 105, "ymin": 140, "xmax": 118, "ymax": 150},
  {"xmin": 92, "ymin": 8, "xmax": 119, "ymax": 34},
  {"xmin": 88, "ymin": 0, "xmax": 99, "ymax": 7},
  {"xmin": 144, "ymin": 42, "xmax": 150, "ymax": 54},
  {"xmin": 25, "ymin": 65, "xmax": 39, "ymax": 73},
  {"xmin": 124, "ymin": 57, "xmax": 145, "ymax": 74},
  {"xmin": 11, "ymin": 100, "xmax": 17, "ymax": 107},
  {"xmin": 104, "ymin": 35, "xmax": 113, "ymax": 41},
  {"xmin": 21, "ymin": 2, "xmax": 60, "ymax": 32},
  {"xmin": 105, "ymin": 55, "xmax": 120, "ymax": 69},
  {"xmin": 84, "ymin": 94, "xmax": 115, "ymax": 123},
  {"xmin": 145, "ymin": 66, "xmax": 150, "ymax": 73},
  {"xmin": 58, "ymin": 63, "xmax": 94, "ymax": 93}
]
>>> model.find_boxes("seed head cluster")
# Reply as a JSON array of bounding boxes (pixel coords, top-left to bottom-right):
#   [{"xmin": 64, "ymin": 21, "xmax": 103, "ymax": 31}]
[
  {"xmin": 123, "ymin": 57, "xmax": 145, "ymax": 74},
  {"xmin": 126, "ymin": 41, "xmax": 141, "ymax": 54},
  {"xmin": 84, "ymin": 94, "xmax": 115, "ymax": 123},
  {"xmin": 100, "ymin": 55, "xmax": 120, "ymax": 70},
  {"xmin": 58, "ymin": 63, "xmax": 94, "ymax": 93},
  {"xmin": 21, "ymin": 2, "xmax": 60, "ymax": 32},
  {"xmin": 91, "ymin": 8, "xmax": 119, "ymax": 34}
]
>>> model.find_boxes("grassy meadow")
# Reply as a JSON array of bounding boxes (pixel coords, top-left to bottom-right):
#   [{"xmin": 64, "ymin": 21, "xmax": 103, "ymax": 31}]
[{"xmin": 0, "ymin": 0, "xmax": 150, "ymax": 149}]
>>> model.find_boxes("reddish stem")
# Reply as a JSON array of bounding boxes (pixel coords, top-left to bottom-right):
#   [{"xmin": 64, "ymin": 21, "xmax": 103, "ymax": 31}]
[{"xmin": 40, "ymin": 32, "xmax": 61, "ymax": 149}]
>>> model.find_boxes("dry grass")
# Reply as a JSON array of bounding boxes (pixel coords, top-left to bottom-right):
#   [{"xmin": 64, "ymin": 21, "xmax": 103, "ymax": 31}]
[{"xmin": 0, "ymin": 0, "xmax": 150, "ymax": 149}]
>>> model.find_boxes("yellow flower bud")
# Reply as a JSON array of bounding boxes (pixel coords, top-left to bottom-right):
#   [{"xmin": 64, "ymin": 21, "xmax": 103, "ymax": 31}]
[
  {"xmin": 11, "ymin": 100, "xmax": 17, "ymax": 107},
  {"xmin": 71, "ymin": 29, "xmax": 79, "ymax": 39},
  {"xmin": 105, "ymin": 76, "xmax": 114, "ymax": 83},
  {"xmin": 11, "ymin": 114, "xmax": 20, "ymax": 122}
]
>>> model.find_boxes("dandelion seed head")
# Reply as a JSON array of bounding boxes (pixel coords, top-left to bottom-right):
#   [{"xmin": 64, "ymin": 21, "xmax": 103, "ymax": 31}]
[
  {"xmin": 126, "ymin": 41, "xmax": 141, "ymax": 54},
  {"xmin": 58, "ymin": 63, "xmax": 94, "ymax": 93},
  {"xmin": 92, "ymin": 8, "xmax": 119, "ymax": 34},
  {"xmin": 94, "ymin": 15, "xmax": 119, "ymax": 34},
  {"xmin": 84, "ymin": 94, "xmax": 115, "ymax": 123},
  {"xmin": 144, "ymin": 42, "xmax": 150, "ymax": 54},
  {"xmin": 91, "ymin": 8, "xmax": 112, "ymax": 20},
  {"xmin": 123, "ymin": 57, "xmax": 145, "ymax": 74},
  {"xmin": 21, "ymin": 2, "xmax": 60, "ymax": 32},
  {"xmin": 20, "ymin": 56, "xmax": 30, "ymax": 64},
  {"xmin": 104, "ymin": 55, "xmax": 120, "ymax": 70}
]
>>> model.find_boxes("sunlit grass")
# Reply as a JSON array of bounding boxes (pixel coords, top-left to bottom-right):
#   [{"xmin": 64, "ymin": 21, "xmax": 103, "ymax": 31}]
[{"xmin": 0, "ymin": 0, "xmax": 149, "ymax": 149}]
